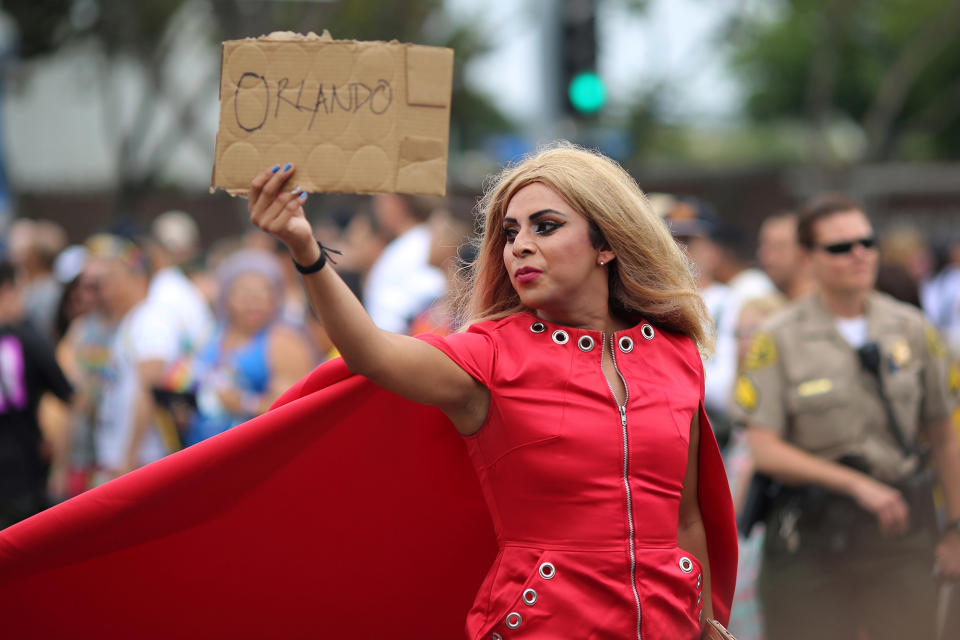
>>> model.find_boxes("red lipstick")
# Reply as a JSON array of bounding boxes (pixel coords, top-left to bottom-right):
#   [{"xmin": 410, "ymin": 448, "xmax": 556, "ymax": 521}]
[{"xmin": 514, "ymin": 267, "xmax": 542, "ymax": 284}]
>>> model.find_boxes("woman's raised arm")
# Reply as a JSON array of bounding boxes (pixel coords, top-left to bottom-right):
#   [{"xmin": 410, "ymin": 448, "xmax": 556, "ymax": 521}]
[{"xmin": 248, "ymin": 163, "xmax": 489, "ymax": 434}]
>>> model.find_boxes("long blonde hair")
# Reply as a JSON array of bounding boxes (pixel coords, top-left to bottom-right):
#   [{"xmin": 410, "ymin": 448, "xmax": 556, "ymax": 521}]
[{"xmin": 457, "ymin": 142, "xmax": 714, "ymax": 355}]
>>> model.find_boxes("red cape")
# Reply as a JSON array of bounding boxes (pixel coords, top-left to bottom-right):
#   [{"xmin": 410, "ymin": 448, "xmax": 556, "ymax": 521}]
[{"xmin": 0, "ymin": 355, "xmax": 735, "ymax": 637}]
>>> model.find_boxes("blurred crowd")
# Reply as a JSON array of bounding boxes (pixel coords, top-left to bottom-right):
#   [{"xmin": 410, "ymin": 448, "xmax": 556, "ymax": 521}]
[
  {"xmin": 1, "ymin": 186, "xmax": 959, "ymax": 638},
  {"xmin": 0, "ymin": 193, "xmax": 474, "ymax": 524}
]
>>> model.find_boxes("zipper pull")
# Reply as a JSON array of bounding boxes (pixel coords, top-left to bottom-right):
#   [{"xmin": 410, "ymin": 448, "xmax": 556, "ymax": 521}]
[{"xmin": 619, "ymin": 405, "xmax": 627, "ymax": 427}]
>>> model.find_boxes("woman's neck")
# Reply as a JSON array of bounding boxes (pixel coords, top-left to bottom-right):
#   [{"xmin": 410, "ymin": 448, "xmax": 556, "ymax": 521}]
[{"xmin": 534, "ymin": 307, "xmax": 631, "ymax": 334}]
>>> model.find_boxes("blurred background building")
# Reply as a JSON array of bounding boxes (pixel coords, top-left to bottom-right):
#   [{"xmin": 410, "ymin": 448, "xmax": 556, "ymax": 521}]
[{"xmin": 0, "ymin": 0, "xmax": 958, "ymax": 250}]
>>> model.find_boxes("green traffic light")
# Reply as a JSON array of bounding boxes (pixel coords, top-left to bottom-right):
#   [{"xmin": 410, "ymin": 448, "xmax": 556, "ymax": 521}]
[{"xmin": 568, "ymin": 71, "xmax": 606, "ymax": 114}]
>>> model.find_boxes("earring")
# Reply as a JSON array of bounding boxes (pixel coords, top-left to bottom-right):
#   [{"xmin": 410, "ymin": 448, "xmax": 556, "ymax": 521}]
[{"xmin": 599, "ymin": 260, "xmax": 605, "ymax": 265}]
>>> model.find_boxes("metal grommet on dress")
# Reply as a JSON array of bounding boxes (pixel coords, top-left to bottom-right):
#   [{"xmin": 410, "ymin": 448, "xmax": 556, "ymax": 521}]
[
  {"xmin": 530, "ymin": 321, "xmax": 546, "ymax": 334},
  {"xmin": 522, "ymin": 588, "xmax": 538, "ymax": 606},
  {"xmin": 618, "ymin": 336, "xmax": 634, "ymax": 353},
  {"xmin": 492, "ymin": 634, "xmax": 503, "ymax": 640},
  {"xmin": 640, "ymin": 323, "xmax": 655, "ymax": 340},
  {"xmin": 506, "ymin": 612, "xmax": 523, "ymax": 629},
  {"xmin": 539, "ymin": 561, "xmax": 556, "ymax": 579},
  {"xmin": 552, "ymin": 330, "xmax": 569, "ymax": 345},
  {"xmin": 679, "ymin": 556, "xmax": 694, "ymax": 573},
  {"xmin": 577, "ymin": 335, "xmax": 595, "ymax": 352},
  {"xmin": 697, "ymin": 574, "xmax": 702, "ymax": 589}
]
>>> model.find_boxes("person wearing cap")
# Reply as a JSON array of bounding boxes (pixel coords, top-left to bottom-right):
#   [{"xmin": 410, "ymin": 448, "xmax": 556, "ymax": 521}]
[
  {"xmin": 146, "ymin": 210, "xmax": 215, "ymax": 358},
  {"xmin": 85, "ymin": 234, "xmax": 179, "ymax": 480},
  {"xmin": 662, "ymin": 197, "xmax": 743, "ymax": 450},
  {"xmin": 732, "ymin": 194, "xmax": 960, "ymax": 639}
]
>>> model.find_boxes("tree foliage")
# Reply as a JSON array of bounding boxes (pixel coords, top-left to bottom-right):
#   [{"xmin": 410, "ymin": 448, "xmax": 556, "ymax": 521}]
[
  {"xmin": 729, "ymin": 0, "xmax": 960, "ymax": 161},
  {"xmin": 1, "ymin": 0, "xmax": 514, "ymax": 214}
]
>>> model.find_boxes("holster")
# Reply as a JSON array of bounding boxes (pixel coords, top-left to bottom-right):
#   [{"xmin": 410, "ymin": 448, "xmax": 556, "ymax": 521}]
[
  {"xmin": 737, "ymin": 472, "xmax": 781, "ymax": 538},
  {"xmin": 784, "ymin": 485, "xmax": 866, "ymax": 554},
  {"xmin": 893, "ymin": 466, "xmax": 938, "ymax": 534},
  {"xmin": 767, "ymin": 456, "xmax": 938, "ymax": 554}
]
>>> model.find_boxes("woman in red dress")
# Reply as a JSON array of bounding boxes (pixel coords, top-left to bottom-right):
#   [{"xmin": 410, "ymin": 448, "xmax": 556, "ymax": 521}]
[{"xmin": 250, "ymin": 143, "xmax": 736, "ymax": 639}]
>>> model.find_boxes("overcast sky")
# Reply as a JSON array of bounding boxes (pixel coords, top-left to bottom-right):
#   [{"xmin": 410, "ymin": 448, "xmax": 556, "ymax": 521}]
[{"xmin": 445, "ymin": 0, "xmax": 743, "ymax": 126}]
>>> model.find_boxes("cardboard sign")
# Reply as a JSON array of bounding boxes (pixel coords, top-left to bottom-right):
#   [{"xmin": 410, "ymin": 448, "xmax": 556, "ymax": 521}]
[{"xmin": 211, "ymin": 31, "xmax": 454, "ymax": 197}]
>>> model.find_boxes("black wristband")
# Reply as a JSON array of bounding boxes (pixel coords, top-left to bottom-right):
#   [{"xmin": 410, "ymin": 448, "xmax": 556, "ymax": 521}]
[{"xmin": 292, "ymin": 240, "xmax": 341, "ymax": 274}]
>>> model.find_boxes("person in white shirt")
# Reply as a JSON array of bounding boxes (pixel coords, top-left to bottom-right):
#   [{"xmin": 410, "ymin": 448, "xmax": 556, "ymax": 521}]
[
  {"xmin": 85, "ymin": 235, "xmax": 178, "ymax": 481},
  {"xmin": 146, "ymin": 211, "xmax": 214, "ymax": 357},
  {"xmin": 362, "ymin": 194, "xmax": 445, "ymax": 334},
  {"xmin": 661, "ymin": 197, "xmax": 742, "ymax": 448},
  {"xmin": 922, "ymin": 238, "xmax": 960, "ymax": 357},
  {"xmin": 712, "ymin": 223, "xmax": 778, "ymax": 303}
]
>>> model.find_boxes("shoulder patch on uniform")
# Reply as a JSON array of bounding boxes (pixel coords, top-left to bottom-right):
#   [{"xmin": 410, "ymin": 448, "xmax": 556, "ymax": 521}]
[
  {"xmin": 949, "ymin": 360, "xmax": 960, "ymax": 398},
  {"xmin": 744, "ymin": 332, "xmax": 777, "ymax": 371},
  {"xmin": 925, "ymin": 325, "xmax": 947, "ymax": 359},
  {"xmin": 735, "ymin": 375, "xmax": 758, "ymax": 412}
]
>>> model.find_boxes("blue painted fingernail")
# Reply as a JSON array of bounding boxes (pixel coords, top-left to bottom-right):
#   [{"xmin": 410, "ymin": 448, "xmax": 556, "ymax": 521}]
[
  {"xmin": 298, "ymin": 192, "xmax": 308, "ymax": 199},
  {"xmin": 283, "ymin": 163, "xmax": 292, "ymax": 171},
  {"xmin": 270, "ymin": 165, "xmax": 280, "ymax": 173}
]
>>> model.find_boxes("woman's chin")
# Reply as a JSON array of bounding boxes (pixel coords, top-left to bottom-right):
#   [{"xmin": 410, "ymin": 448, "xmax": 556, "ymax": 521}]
[{"xmin": 516, "ymin": 294, "xmax": 543, "ymax": 311}]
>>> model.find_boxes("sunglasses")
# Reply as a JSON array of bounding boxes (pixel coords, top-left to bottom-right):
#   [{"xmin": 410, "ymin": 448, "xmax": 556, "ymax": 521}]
[{"xmin": 817, "ymin": 236, "xmax": 876, "ymax": 255}]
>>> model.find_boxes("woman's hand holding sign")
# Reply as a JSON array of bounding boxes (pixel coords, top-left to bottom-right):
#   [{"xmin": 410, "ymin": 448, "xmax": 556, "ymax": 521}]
[{"xmin": 248, "ymin": 163, "xmax": 319, "ymax": 267}]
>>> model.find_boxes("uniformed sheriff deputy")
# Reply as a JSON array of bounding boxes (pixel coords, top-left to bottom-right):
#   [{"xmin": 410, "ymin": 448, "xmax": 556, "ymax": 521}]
[{"xmin": 732, "ymin": 194, "xmax": 960, "ymax": 640}]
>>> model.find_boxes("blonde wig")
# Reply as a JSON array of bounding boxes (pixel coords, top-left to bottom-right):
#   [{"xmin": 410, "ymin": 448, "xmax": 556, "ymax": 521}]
[{"xmin": 459, "ymin": 142, "xmax": 714, "ymax": 355}]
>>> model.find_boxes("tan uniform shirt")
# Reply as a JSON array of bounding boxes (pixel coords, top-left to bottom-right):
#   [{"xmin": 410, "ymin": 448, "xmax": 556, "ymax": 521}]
[{"xmin": 731, "ymin": 291, "xmax": 953, "ymax": 483}]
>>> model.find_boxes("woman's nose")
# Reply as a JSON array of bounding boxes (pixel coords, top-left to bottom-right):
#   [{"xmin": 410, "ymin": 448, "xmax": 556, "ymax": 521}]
[{"xmin": 512, "ymin": 229, "xmax": 534, "ymax": 255}]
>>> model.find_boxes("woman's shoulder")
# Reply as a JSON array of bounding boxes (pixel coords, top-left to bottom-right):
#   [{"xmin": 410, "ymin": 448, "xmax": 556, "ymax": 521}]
[
  {"xmin": 418, "ymin": 313, "xmax": 536, "ymax": 385},
  {"xmin": 459, "ymin": 312, "xmax": 533, "ymax": 339},
  {"xmin": 639, "ymin": 320, "xmax": 703, "ymax": 370},
  {"xmin": 646, "ymin": 322, "xmax": 697, "ymax": 348}
]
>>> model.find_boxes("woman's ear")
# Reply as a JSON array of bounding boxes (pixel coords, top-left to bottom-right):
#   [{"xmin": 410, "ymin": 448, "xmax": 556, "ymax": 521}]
[{"xmin": 598, "ymin": 249, "xmax": 616, "ymax": 266}]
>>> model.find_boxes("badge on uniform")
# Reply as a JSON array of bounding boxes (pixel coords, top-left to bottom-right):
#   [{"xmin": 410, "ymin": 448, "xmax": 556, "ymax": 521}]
[
  {"xmin": 744, "ymin": 333, "xmax": 777, "ymax": 371},
  {"xmin": 888, "ymin": 339, "xmax": 911, "ymax": 373},
  {"xmin": 735, "ymin": 375, "xmax": 759, "ymax": 412}
]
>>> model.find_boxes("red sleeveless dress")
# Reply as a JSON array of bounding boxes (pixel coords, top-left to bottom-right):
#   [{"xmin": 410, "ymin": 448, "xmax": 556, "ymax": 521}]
[{"xmin": 420, "ymin": 313, "xmax": 736, "ymax": 640}]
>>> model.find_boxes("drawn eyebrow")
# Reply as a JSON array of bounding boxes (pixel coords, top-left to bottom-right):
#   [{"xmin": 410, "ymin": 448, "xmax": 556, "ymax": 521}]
[{"xmin": 502, "ymin": 209, "xmax": 568, "ymax": 224}]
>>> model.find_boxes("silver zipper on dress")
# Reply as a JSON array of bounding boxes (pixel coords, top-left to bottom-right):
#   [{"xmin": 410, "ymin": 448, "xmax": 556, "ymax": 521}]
[{"xmin": 602, "ymin": 332, "xmax": 642, "ymax": 640}]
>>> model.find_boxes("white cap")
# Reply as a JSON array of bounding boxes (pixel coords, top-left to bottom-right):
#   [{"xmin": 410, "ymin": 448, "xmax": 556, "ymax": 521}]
[
  {"xmin": 152, "ymin": 210, "xmax": 199, "ymax": 254},
  {"xmin": 54, "ymin": 245, "xmax": 89, "ymax": 284}
]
